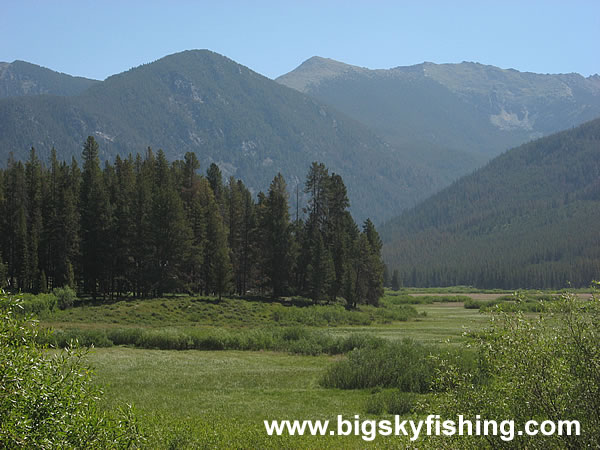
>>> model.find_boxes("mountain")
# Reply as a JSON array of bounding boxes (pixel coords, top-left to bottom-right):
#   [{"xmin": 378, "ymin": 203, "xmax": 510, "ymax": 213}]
[
  {"xmin": 0, "ymin": 60, "xmax": 99, "ymax": 98},
  {"xmin": 0, "ymin": 50, "xmax": 437, "ymax": 224},
  {"xmin": 278, "ymin": 57, "xmax": 600, "ymax": 182},
  {"xmin": 379, "ymin": 118, "xmax": 600, "ymax": 289}
]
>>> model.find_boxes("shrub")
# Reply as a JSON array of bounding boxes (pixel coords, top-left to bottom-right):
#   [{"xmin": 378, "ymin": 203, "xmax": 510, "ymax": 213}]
[
  {"xmin": 18, "ymin": 293, "xmax": 57, "ymax": 316},
  {"xmin": 386, "ymin": 390, "xmax": 416, "ymax": 415},
  {"xmin": 321, "ymin": 339, "xmax": 437, "ymax": 392},
  {"xmin": 53, "ymin": 286, "xmax": 77, "ymax": 310},
  {"xmin": 435, "ymin": 288, "xmax": 600, "ymax": 448},
  {"xmin": 0, "ymin": 291, "xmax": 142, "ymax": 447},
  {"xmin": 365, "ymin": 390, "xmax": 416, "ymax": 416}
]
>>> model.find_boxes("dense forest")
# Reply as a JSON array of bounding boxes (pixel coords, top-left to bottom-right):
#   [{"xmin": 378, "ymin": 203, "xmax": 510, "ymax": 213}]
[
  {"xmin": 381, "ymin": 118, "xmax": 600, "ymax": 289},
  {"xmin": 0, "ymin": 136, "xmax": 384, "ymax": 306}
]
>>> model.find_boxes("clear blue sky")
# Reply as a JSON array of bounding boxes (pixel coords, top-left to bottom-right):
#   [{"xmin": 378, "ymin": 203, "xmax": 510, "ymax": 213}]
[{"xmin": 2, "ymin": 1, "xmax": 599, "ymax": 80}]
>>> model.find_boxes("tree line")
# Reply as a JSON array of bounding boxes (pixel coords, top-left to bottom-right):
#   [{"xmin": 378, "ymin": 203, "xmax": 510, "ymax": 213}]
[
  {"xmin": 0, "ymin": 136, "xmax": 384, "ymax": 305},
  {"xmin": 381, "ymin": 118, "xmax": 600, "ymax": 289}
]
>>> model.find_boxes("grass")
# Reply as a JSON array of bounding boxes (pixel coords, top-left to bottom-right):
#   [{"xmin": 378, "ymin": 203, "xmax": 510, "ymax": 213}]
[
  {"xmin": 38, "ymin": 294, "xmax": 495, "ymax": 447},
  {"xmin": 88, "ymin": 348, "xmax": 402, "ymax": 448},
  {"xmin": 43, "ymin": 295, "xmax": 419, "ymax": 329}
]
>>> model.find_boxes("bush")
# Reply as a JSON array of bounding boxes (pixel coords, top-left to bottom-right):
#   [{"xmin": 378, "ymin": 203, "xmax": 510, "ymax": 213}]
[
  {"xmin": 0, "ymin": 291, "xmax": 142, "ymax": 447},
  {"xmin": 321, "ymin": 339, "xmax": 437, "ymax": 392},
  {"xmin": 53, "ymin": 286, "xmax": 77, "ymax": 310},
  {"xmin": 18, "ymin": 293, "xmax": 57, "ymax": 316},
  {"xmin": 436, "ymin": 288, "xmax": 600, "ymax": 448},
  {"xmin": 365, "ymin": 389, "xmax": 416, "ymax": 415}
]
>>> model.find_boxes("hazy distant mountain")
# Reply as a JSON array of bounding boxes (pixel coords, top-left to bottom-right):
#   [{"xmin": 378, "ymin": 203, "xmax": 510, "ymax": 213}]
[
  {"xmin": 0, "ymin": 60, "xmax": 99, "ymax": 98},
  {"xmin": 379, "ymin": 118, "xmax": 600, "ymax": 289},
  {"xmin": 0, "ymin": 50, "xmax": 438, "ymax": 223},
  {"xmin": 278, "ymin": 57, "xmax": 600, "ymax": 181}
]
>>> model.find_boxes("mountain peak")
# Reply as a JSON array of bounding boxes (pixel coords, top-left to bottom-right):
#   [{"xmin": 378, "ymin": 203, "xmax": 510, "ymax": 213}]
[{"xmin": 276, "ymin": 56, "xmax": 367, "ymax": 92}]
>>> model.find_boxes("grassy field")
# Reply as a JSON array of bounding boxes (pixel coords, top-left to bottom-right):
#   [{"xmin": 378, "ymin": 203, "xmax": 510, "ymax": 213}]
[{"xmin": 43, "ymin": 296, "xmax": 490, "ymax": 448}]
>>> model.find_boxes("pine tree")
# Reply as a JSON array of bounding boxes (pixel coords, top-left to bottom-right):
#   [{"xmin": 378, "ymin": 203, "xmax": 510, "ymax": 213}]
[
  {"xmin": 362, "ymin": 219, "xmax": 385, "ymax": 306},
  {"xmin": 305, "ymin": 231, "xmax": 335, "ymax": 303},
  {"xmin": 326, "ymin": 173, "xmax": 351, "ymax": 302},
  {"xmin": 149, "ymin": 150, "xmax": 192, "ymax": 295},
  {"xmin": 25, "ymin": 148, "xmax": 43, "ymax": 293},
  {"xmin": 4, "ymin": 158, "xmax": 29, "ymax": 290},
  {"xmin": 131, "ymin": 151, "xmax": 154, "ymax": 297},
  {"xmin": 198, "ymin": 177, "xmax": 232, "ymax": 298},
  {"xmin": 206, "ymin": 163, "xmax": 224, "ymax": 209},
  {"xmin": 111, "ymin": 155, "xmax": 136, "ymax": 297},
  {"xmin": 262, "ymin": 173, "xmax": 294, "ymax": 298},
  {"xmin": 225, "ymin": 177, "xmax": 244, "ymax": 295},
  {"xmin": 238, "ymin": 180, "xmax": 257, "ymax": 295},
  {"xmin": 80, "ymin": 136, "xmax": 111, "ymax": 300},
  {"xmin": 56, "ymin": 162, "xmax": 80, "ymax": 289},
  {"xmin": 208, "ymin": 223, "xmax": 233, "ymax": 301},
  {"xmin": 391, "ymin": 269, "xmax": 401, "ymax": 291},
  {"xmin": 304, "ymin": 162, "xmax": 330, "ymax": 234},
  {"xmin": 383, "ymin": 264, "xmax": 390, "ymax": 288}
]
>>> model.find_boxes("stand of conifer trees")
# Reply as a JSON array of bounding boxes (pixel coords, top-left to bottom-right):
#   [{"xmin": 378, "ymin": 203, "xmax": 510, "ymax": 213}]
[{"xmin": 0, "ymin": 138, "xmax": 384, "ymax": 306}]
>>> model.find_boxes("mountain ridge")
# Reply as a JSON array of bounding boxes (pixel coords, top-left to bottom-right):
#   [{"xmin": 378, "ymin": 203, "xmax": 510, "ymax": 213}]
[
  {"xmin": 0, "ymin": 60, "xmax": 99, "ymax": 98},
  {"xmin": 277, "ymin": 57, "xmax": 600, "ymax": 184},
  {"xmin": 0, "ymin": 50, "xmax": 436, "ymax": 224}
]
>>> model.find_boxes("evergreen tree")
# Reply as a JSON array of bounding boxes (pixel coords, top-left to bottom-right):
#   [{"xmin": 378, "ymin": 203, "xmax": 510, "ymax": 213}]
[
  {"xmin": 198, "ymin": 177, "xmax": 232, "ymax": 298},
  {"xmin": 4, "ymin": 158, "xmax": 29, "ymax": 290},
  {"xmin": 262, "ymin": 173, "xmax": 294, "ymax": 298},
  {"xmin": 391, "ymin": 269, "xmax": 401, "ymax": 291},
  {"xmin": 383, "ymin": 264, "xmax": 390, "ymax": 288},
  {"xmin": 25, "ymin": 148, "xmax": 43, "ymax": 293},
  {"xmin": 149, "ymin": 150, "xmax": 192, "ymax": 295},
  {"xmin": 110, "ymin": 155, "xmax": 136, "ymax": 297},
  {"xmin": 80, "ymin": 136, "xmax": 111, "ymax": 299},
  {"xmin": 131, "ymin": 151, "xmax": 154, "ymax": 297},
  {"xmin": 305, "ymin": 231, "xmax": 335, "ymax": 303},
  {"xmin": 362, "ymin": 219, "xmax": 385, "ymax": 306},
  {"xmin": 326, "ymin": 173, "xmax": 351, "ymax": 302},
  {"xmin": 206, "ymin": 163, "xmax": 224, "ymax": 208},
  {"xmin": 238, "ymin": 180, "xmax": 257, "ymax": 295},
  {"xmin": 304, "ymin": 162, "xmax": 330, "ymax": 234},
  {"xmin": 225, "ymin": 178, "xmax": 241, "ymax": 289},
  {"xmin": 208, "ymin": 221, "xmax": 233, "ymax": 301},
  {"xmin": 55, "ymin": 162, "xmax": 80, "ymax": 289}
]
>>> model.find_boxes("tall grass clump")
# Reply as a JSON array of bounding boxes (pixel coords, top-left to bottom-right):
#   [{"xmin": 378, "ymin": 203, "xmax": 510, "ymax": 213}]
[
  {"xmin": 365, "ymin": 390, "xmax": 417, "ymax": 416},
  {"xmin": 321, "ymin": 339, "xmax": 437, "ymax": 392},
  {"xmin": 322, "ymin": 339, "xmax": 480, "ymax": 393},
  {"xmin": 42, "ymin": 325, "xmax": 387, "ymax": 355}
]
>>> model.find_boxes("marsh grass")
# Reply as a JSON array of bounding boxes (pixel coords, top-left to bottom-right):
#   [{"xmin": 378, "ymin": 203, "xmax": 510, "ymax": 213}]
[{"xmin": 44, "ymin": 295, "xmax": 419, "ymax": 329}]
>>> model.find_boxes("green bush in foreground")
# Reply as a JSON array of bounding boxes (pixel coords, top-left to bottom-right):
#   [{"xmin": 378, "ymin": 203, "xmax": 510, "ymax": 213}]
[
  {"xmin": 435, "ymin": 287, "xmax": 600, "ymax": 448},
  {"xmin": 0, "ymin": 291, "xmax": 142, "ymax": 448}
]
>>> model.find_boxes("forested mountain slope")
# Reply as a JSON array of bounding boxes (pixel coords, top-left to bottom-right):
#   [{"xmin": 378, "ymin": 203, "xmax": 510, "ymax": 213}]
[
  {"xmin": 0, "ymin": 50, "xmax": 435, "ymax": 223},
  {"xmin": 0, "ymin": 60, "xmax": 99, "ymax": 98},
  {"xmin": 278, "ymin": 57, "xmax": 600, "ymax": 182},
  {"xmin": 380, "ymin": 118, "xmax": 600, "ymax": 289}
]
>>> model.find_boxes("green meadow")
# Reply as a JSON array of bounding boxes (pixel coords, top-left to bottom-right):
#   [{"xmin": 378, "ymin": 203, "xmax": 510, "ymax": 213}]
[{"xmin": 34, "ymin": 291, "xmax": 494, "ymax": 447}]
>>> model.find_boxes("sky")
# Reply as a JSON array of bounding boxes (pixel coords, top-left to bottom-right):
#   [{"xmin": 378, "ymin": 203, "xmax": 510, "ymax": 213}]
[{"xmin": 1, "ymin": 1, "xmax": 599, "ymax": 81}]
